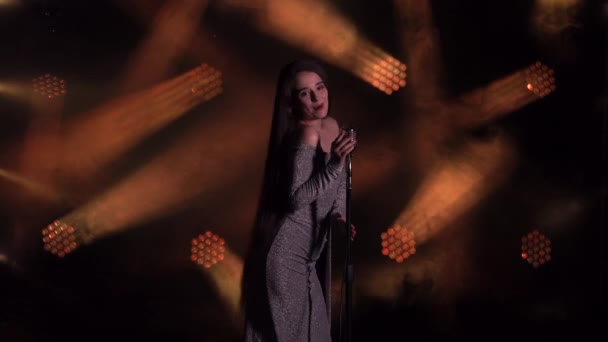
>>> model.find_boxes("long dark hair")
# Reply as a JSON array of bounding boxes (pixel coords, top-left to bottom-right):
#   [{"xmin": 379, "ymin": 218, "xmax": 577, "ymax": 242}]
[{"xmin": 241, "ymin": 59, "xmax": 329, "ymax": 339}]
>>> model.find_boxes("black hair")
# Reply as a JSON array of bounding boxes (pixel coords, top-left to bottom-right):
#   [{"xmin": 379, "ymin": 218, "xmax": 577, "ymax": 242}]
[{"xmin": 240, "ymin": 59, "xmax": 329, "ymax": 340}]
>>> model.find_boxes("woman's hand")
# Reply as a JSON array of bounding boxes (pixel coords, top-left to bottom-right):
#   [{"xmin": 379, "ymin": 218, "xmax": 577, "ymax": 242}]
[
  {"xmin": 330, "ymin": 129, "xmax": 356, "ymax": 166},
  {"xmin": 332, "ymin": 213, "xmax": 356, "ymax": 241}
]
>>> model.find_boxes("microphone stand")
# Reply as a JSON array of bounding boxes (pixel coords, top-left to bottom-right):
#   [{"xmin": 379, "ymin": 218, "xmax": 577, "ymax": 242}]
[{"xmin": 343, "ymin": 131, "xmax": 354, "ymax": 342}]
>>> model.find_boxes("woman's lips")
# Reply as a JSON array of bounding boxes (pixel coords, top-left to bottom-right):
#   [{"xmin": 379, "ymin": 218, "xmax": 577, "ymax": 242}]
[{"xmin": 314, "ymin": 103, "xmax": 325, "ymax": 111}]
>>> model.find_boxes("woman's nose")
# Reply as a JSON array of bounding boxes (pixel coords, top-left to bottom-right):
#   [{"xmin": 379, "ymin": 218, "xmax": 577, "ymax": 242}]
[{"xmin": 310, "ymin": 91, "xmax": 318, "ymax": 102}]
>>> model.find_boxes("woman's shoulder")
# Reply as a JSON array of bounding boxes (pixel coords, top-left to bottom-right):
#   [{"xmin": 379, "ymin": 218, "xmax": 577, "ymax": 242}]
[
  {"xmin": 295, "ymin": 125, "xmax": 320, "ymax": 148},
  {"xmin": 322, "ymin": 116, "xmax": 340, "ymax": 139},
  {"xmin": 323, "ymin": 116, "xmax": 339, "ymax": 129}
]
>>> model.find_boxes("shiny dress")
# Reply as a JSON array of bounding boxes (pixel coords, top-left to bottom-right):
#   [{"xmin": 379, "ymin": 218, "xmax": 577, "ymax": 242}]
[{"xmin": 245, "ymin": 142, "xmax": 346, "ymax": 342}]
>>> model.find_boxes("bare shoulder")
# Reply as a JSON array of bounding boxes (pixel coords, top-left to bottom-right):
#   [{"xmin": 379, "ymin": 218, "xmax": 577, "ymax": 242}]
[
  {"xmin": 297, "ymin": 125, "xmax": 320, "ymax": 147},
  {"xmin": 322, "ymin": 116, "xmax": 340, "ymax": 140}
]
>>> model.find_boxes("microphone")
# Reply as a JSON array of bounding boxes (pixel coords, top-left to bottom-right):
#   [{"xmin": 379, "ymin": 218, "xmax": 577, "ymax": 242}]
[{"xmin": 345, "ymin": 127, "xmax": 356, "ymax": 146}]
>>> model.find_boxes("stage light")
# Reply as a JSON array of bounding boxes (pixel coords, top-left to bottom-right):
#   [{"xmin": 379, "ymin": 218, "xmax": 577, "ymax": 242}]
[
  {"xmin": 32, "ymin": 74, "xmax": 66, "ymax": 100},
  {"xmin": 190, "ymin": 64, "xmax": 223, "ymax": 98},
  {"xmin": 395, "ymin": 0, "xmax": 558, "ymax": 130},
  {"xmin": 42, "ymin": 220, "xmax": 91, "ymax": 258},
  {"xmin": 452, "ymin": 60, "xmax": 558, "ymax": 130},
  {"xmin": 190, "ymin": 231, "xmax": 226, "ymax": 269},
  {"xmin": 525, "ymin": 61, "xmax": 556, "ymax": 98},
  {"xmin": 380, "ymin": 224, "xmax": 416, "ymax": 263},
  {"xmin": 44, "ymin": 61, "xmax": 228, "ymax": 251},
  {"xmin": 521, "ymin": 229, "xmax": 552, "ymax": 268},
  {"xmin": 359, "ymin": 52, "xmax": 407, "ymax": 95},
  {"xmin": 189, "ymin": 231, "xmax": 243, "ymax": 322}
]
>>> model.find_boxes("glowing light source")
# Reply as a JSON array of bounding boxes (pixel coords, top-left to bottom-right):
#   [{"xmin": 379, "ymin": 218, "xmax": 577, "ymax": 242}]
[
  {"xmin": 451, "ymin": 60, "xmax": 558, "ymax": 130},
  {"xmin": 393, "ymin": 0, "xmax": 551, "ymax": 248},
  {"xmin": 525, "ymin": 61, "xmax": 556, "ymax": 98},
  {"xmin": 189, "ymin": 231, "xmax": 243, "ymax": 321},
  {"xmin": 190, "ymin": 64, "xmax": 223, "ymax": 98},
  {"xmin": 32, "ymin": 74, "xmax": 66, "ymax": 99},
  {"xmin": 190, "ymin": 231, "xmax": 226, "ymax": 269},
  {"xmin": 521, "ymin": 229, "xmax": 552, "ymax": 268},
  {"xmin": 42, "ymin": 220, "xmax": 91, "ymax": 257},
  {"xmin": 359, "ymin": 52, "xmax": 407, "ymax": 95},
  {"xmin": 380, "ymin": 224, "xmax": 416, "ymax": 263}
]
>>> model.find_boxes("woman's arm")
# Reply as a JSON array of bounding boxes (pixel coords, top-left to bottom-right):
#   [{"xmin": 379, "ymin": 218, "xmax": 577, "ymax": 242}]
[
  {"xmin": 287, "ymin": 128, "xmax": 343, "ymax": 211},
  {"xmin": 330, "ymin": 169, "xmax": 347, "ymax": 218}
]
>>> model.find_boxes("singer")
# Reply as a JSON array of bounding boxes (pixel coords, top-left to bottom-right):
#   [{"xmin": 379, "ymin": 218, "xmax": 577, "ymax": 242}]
[{"xmin": 242, "ymin": 59, "xmax": 356, "ymax": 342}]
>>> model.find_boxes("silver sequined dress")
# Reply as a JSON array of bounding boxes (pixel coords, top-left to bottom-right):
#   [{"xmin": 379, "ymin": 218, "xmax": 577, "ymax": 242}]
[{"xmin": 246, "ymin": 142, "xmax": 346, "ymax": 342}]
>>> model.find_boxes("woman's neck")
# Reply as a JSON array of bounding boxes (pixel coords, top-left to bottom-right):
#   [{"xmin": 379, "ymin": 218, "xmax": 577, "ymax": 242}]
[{"xmin": 298, "ymin": 118, "xmax": 324, "ymax": 130}]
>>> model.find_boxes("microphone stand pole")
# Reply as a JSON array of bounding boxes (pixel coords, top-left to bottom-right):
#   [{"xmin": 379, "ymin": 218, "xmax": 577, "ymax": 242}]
[{"xmin": 343, "ymin": 151, "xmax": 353, "ymax": 342}]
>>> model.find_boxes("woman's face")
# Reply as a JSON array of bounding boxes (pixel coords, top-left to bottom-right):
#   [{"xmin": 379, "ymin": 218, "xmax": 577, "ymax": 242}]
[{"xmin": 292, "ymin": 71, "xmax": 329, "ymax": 121}]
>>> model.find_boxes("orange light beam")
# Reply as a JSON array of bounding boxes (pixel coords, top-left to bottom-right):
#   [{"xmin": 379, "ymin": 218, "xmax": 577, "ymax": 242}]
[
  {"xmin": 19, "ymin": 75, "xmax": 67, "ymax": 187},
  {"xmin": 0, "ymin": 168, "xmax": 64, "ymax": 203},
  {"xmin": 393, "ymin": 133, "xmax": 516, "ymax": 245},
  {"xmin": 117, "ymin": 0, "xmax": 210, "ymax": 94},
  {"xmin": 7, "ymin": 74, "xmax": 67, "ymax": 261},
  {"xmin": 393, "ymin": 0, "xmax": 444, "ymax": 102},
  {"xmin": 219, "ymin": 0, "xmax": 407, "ymax": 94},
  {"xmin": 46, "ymin": 79, "xmax": 242, "ymax": 248},
  {"xmin": 190, "ymin": 231, "xmax": 244, "ymax": 322},
  {"xmin": 395, "ymin": 0, "xmax": 557, "ymax": 170},
  {"xmin": 395, "ymin": 0, "xmax": 557, "ymax": 131},
  {"xmin": 454, "ymin": 61, "xmax": 556, "ymax": 130},
  {"xmin": 0, "ymin": 80, "xmax": 31, "ymax": 102},
  {"xmin": 116, "ymin": 1, "xmax": 404, "ymax": 208},
  {"xmin": 59, "ymin": 64, "xmax": 222, "ymax": 178},
  {"xmin": 0, "ymin": 0, "xmax": 19, "ymax": 7}
]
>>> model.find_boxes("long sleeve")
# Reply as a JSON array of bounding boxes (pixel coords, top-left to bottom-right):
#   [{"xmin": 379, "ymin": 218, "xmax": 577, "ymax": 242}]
[
  {"xmin": 330, "ymin": 167, "xmax": 347, "ymax": 218},
  {"xmin": 287, "ymin": 144, "xmax": 343, "ymax": 212}
]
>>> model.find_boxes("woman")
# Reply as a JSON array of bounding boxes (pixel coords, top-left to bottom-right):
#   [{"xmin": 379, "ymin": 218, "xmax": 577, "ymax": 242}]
[{"xmin": 241, "ymin": 60, "xmax": 356, "ymax": 342}]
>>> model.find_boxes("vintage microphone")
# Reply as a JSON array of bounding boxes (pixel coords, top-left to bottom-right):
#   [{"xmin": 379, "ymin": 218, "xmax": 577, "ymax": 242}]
[{"xmin": 342, "ymin": 127, "xmax": 355, "ymax": 342}]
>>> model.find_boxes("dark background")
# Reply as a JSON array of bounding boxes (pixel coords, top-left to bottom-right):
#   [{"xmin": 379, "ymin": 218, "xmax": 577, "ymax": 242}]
[{"xmin": 1, "ymin": 0, "xmax": 606, "ymax": 340}]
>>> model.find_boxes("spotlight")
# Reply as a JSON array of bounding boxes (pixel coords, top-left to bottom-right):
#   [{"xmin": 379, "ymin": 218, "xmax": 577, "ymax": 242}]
[
  {"xmin": 520, "ymin": 229, "xmax": 552, "ymax": 268},
  {"xmin": 525, "ymin": 61, "xmax": 556, "ymax": 98},
  {"xmin": 361, "ymin": 54, "xmax": 407, "ymax": 95},
  {"xmin": 190, "ymin": 231, "xmax": 226, "ymax": 269},
  {"xmin": 189, "ymin": 230, "xmax": 243, "ymax": 322},
  {"xmin": 380, "ymin": 224, "xmax": 416, "ymax": 263},
  {"xmin": 42, "ymin": 220, "xmax": 90, "ymax": 257},
  {"xmin": 32, "ymin": 74, "xmax": 66, "ymax": 99},
  {"xmin": 190, "ymin": 64, "xmax": 223, "ymax": 99}
]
